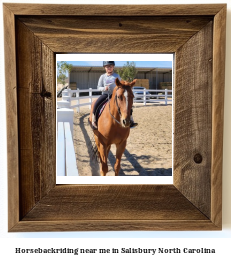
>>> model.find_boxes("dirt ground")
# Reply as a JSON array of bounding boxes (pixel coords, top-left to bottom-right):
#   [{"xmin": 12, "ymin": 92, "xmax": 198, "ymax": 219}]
[{"xmin": 73, "ymin": 100, "xmax": 172, "ymax": 176}]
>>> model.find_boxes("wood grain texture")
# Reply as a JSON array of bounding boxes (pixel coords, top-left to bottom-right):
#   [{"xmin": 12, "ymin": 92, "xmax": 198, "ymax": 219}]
[
  {"xmin": 4, "ymin": 3, "xmax": 226, "ymax": 231},
  {"xmin": 13, "ymin": 185, "xmax": 219, "ymax": 232},
  {"xmin": 3, "ymin": 3, "xmax": 225, "ymax": 16},
  {"xmin": 174, "ymin": 22, "xmax": 213, "ymax": 218},
  {"xmin": 211, "ymin": 5, "xmax": 226, "ymax": 228},
  {"xmin": 3, "ymin": 4, "xmax": 19, "ymax": 231},
  {"xmin": 22, "ymin": 185, "xmax": 207, "ymax": 221},
  {"xmin": 11, "ymin": 220, "xmax": 219, "ymax": 232},
  {"xmin": 18, "ymin": 16, "xmax": 213, "ymax": 53},
  {"xmin": 16, "ymin": 19, "xmax": 56, "ymax": 218}
]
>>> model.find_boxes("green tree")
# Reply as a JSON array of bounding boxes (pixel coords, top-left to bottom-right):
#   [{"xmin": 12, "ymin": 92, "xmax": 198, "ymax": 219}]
[
  {"xmin": 57, "ymin": 73, "xmax": 67, "ymax": 86},
  {"xmin": 117, "ymin": 61, "xmax": 137, "ymax": 82},
  {"xmin": 57, "ymin": 61, "xmax": 73, "ymax": 88}
]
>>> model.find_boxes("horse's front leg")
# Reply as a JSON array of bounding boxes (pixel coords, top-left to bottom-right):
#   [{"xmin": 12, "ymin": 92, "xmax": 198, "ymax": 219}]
[
  {"xmin": 114, "ymin": 140, "xmax": 127, "ymax": 176},
  {"xmin": 99, "ymin": 144, "xmax": 110, "ymax": 176}
]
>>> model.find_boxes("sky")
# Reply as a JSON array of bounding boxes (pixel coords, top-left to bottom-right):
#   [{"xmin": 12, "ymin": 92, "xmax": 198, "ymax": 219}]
[
  {"xmin": 62, "ymin": 61, "xmax": 172, "ymax": 68},
  {"xmin": 56, "ymin": 54, "xmax": 173, "ymax": 70}
]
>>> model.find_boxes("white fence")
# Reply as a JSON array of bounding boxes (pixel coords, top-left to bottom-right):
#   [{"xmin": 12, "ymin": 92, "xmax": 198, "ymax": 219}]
[
  {"xmin": 133, "ymin": 89, "xmax": 172, "ymax": 106},
  {"xmin": 57, "ymin": 109, "xmax": 78, "ymax": 176},
  {"xmin": 57, "ymin": 88, "xmax": 172, "ymax": 112}
]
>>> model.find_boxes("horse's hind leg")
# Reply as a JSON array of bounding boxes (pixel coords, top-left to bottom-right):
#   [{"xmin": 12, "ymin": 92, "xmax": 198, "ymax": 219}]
[
  {"xmin": 114, "ymin": 140, "xmax": 127, "ymax": 176},
  {"xmin": 106, "ymin": 145, "xmax": 111, "ymax": 158}
]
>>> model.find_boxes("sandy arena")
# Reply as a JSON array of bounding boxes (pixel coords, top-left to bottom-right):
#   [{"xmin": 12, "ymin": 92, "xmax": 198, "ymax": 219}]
[{"xmin": 72, "ymin": 99, "xmax": 172, "ymax": 176}]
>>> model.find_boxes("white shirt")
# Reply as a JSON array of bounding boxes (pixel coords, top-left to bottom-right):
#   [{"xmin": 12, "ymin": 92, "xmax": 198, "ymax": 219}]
[{"xmin": 97, "ymin": 72, "xmax": 121, "ymax": 94}]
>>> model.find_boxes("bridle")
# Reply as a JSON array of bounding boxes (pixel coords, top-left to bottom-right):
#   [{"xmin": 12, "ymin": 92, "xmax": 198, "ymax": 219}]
[
  {"xmin": 108, "ymin": 87, "xmax": 134, "ymax": 126},
  {"xmin": 108, "ymin": 88, "xmax": 123, "ymax": 126}
]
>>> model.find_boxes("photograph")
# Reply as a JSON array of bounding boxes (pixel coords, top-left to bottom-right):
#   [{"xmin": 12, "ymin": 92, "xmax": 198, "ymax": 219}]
[{"xmin": 56, "ymin": 55, "xmax": 173, "ymax": 183}]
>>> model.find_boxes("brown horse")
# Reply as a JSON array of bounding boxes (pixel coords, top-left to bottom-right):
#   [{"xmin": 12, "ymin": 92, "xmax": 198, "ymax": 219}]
[{"xmin": 89, "ymin": 78, "xmax": 137, "ymax": 176}]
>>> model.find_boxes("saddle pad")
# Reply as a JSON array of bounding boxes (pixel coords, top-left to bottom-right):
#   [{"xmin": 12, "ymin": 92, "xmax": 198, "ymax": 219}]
[
  {"xmin": 98, "ymin": 101, "xmax": 108, "ymax": 119},
  {"xmin": 95, "ymin": 95, "xmax": 111, "ymax": 122}
]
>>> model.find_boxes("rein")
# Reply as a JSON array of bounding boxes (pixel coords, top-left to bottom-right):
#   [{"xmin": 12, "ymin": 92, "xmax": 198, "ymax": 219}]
[{"xmin": 108, "ymin": 88, "xmax": 122, "ymax": 126}]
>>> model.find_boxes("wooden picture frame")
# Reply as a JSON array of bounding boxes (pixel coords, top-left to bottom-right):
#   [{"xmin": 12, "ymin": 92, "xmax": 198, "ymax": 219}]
[{"xmin": 4, "ymin": 3, "xmax": 226, "ymax": 231}]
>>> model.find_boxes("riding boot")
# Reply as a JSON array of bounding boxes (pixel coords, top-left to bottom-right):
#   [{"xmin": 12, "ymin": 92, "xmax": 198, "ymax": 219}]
[
  {"xmin": 92, "ymin": 113, "xmax": 98, "ymax": 130},
  {"xmin": 130, "ymin": 115, "xmax": 138, "ymax": 128}
]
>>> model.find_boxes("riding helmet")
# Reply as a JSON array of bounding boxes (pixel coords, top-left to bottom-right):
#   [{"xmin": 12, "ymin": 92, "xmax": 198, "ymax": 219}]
[{"xmin": 103, "ymin": 61, "xmax": 115, "ymax": 67}]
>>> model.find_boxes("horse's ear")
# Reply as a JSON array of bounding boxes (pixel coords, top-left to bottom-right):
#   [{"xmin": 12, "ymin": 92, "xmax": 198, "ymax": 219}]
[
  {"xmin": 130, "ymin": 79, "xmax": 137, "ymax": 88},
  {"xmin": 115, "ymin": 78, "xmax": 122, "ymax": 87}
]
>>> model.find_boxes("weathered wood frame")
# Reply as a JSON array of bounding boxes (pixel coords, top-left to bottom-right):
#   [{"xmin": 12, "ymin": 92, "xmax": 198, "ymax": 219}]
[{"xmin": 4, "ymin": 4, "xmax": 226, "ymax": 232}]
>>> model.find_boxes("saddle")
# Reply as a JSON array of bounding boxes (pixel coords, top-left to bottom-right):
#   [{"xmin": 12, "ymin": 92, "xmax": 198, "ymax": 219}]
[
  {"xmin": 88, "ymin": 97, "xmax": 110, "ymax": 130},
  {"xmin": 95, "ymin": 99, "xmax": 108, "ymax": 122}
]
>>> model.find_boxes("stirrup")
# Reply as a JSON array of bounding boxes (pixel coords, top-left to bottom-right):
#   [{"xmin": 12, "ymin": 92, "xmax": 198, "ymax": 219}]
[{"xmin": 130, "ymin": 122, "xmax": 138, "ymax": 128}]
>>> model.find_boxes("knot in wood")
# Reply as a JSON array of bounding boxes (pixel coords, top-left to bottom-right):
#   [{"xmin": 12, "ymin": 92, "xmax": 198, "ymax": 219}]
[
  {"xmin": 194, "ymin": 153, "xmax": 203, "ymax": 164},
  {"xmin": 40, "ymin": 90, "xmax": 52, "ymax": 99}
]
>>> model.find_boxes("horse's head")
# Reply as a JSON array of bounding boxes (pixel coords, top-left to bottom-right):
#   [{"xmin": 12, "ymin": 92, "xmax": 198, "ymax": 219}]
[{"xmin": 114, "ymin": 78, "xmax": 137, "ymax": 128}]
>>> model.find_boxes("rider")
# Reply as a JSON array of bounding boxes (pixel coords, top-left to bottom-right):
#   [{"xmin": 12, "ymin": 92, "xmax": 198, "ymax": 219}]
[{"xmin": 91, "ymin": 61, "xmax": 138, "ymax": 129}]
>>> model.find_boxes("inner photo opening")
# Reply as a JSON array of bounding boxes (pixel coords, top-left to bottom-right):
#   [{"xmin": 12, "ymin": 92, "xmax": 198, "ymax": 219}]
[{"xmin": 56, "ymin": 54, "xmax": 174, "ymax": 185}]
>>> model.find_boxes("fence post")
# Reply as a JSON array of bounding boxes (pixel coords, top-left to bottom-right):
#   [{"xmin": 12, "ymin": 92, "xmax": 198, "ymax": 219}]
[
  {"xmin": 89, "ymin": 88, "xmax": 92, "ymax": 109},
  {"xmin": 76, "ymin": 88, "xmax": 80, "ymax": 113},
  {"xmin": 62, "ymin": 89, "xmax": 70, "ymax": 101},
  {"xmin": 57, "ymin": 108, "xmax": 74, "ymax": 137},
  {"xmin": 58, "ymin": 89, "xmax": 71, "ymax": 108},
  {"xmin": 57, "ymin": 122, "xmax": 65, "ymax": 176},
  {"xmin": 144, "ymin": 89, "xmax": 146, "ymax": 106},
  {"xmin": 68, "ymin": 88, "xmax": 72, "ymax": 97},
  {"xmin": 165, "ymin": 89, "xmax": 168, "ymax": 105}
]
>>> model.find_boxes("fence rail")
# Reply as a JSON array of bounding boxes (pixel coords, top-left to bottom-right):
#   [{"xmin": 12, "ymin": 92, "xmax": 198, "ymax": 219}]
[
  {"xmin": 57, "ymin": 121, "xmax": 78, "ymax": 176},
  {"xmin": 57, "ymin": 88, "xmax": 172, "ymax": 112}
]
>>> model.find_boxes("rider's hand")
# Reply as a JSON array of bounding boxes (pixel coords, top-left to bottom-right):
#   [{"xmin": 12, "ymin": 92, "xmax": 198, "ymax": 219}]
[{"xmin": 105, "ymin": 85, "xmax": 110, "ymax": 91}]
